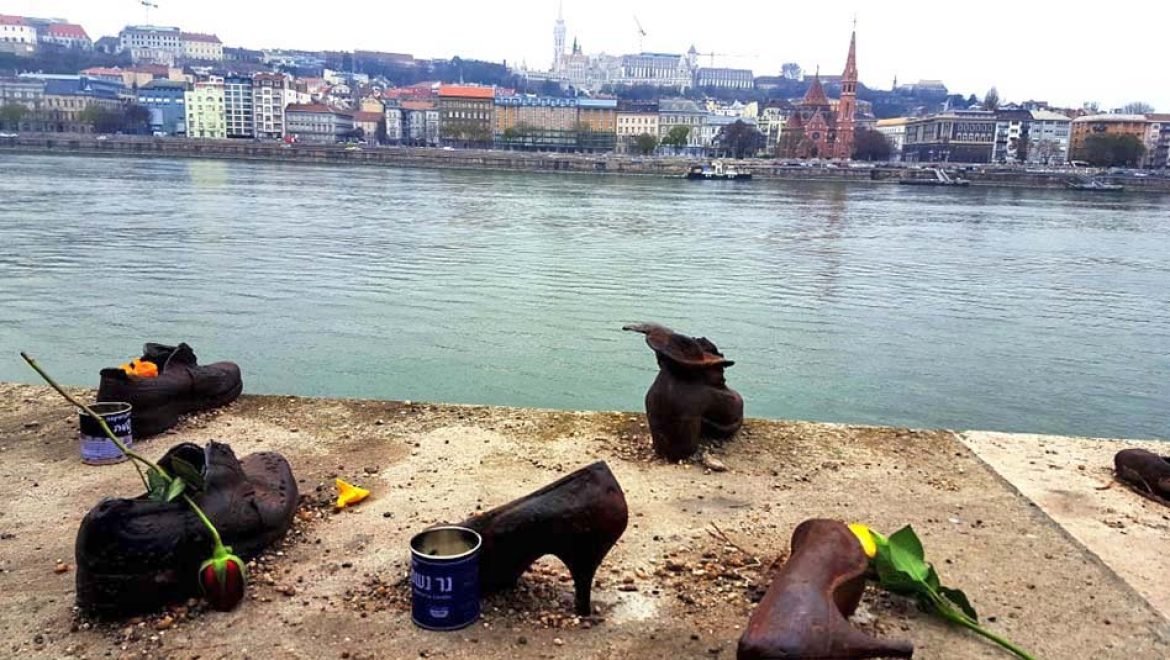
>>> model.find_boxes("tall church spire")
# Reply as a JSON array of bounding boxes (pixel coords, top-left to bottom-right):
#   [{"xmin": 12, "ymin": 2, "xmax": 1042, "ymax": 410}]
[
  {"xmin": 836, "ymin": 26, "xmax": 859, "ymax": 160},
  {"xmin": 553, "ymin": 3, "xmax": 567, "ymax": 73},
  {"xmin": 842, "ymin": 29, "xmax": 857, "ymax": 82}
]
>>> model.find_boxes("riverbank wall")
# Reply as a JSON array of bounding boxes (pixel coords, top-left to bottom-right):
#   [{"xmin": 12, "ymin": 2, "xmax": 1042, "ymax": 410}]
[
  {"xmin": 5, "ymin": 133, "xmax": 1170, "ymax": 193},
  {"xmin": 1, "ymin": 382, "xmax": 1167, "ymax": 658}
]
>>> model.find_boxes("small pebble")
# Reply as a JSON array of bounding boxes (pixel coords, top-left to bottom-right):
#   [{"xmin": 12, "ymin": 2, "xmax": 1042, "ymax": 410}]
[
  {"xmin": 553, "ymin": 638, "xmax": 564, "ymax": 646},
  {"xmin": 54, "ymin": 562, "xmax": 71, "ymax": 574}
]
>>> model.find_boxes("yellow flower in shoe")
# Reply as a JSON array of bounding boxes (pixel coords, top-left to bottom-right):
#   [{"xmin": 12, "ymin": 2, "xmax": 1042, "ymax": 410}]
[{"xmin": 848, "ymin": 523, "xmax": 878, "ymax": 559}]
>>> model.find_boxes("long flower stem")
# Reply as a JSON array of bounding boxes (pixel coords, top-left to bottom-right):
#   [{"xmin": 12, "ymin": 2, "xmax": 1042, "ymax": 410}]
[
  {"xmin": 20, "ymin": 352, "xmax": 163, "ymax": 488},
  {"xmin": 934, "ymin": 593, "xmax": 1035, "ymax": 660},
  {"xmin": 183, "ymin": 493, "xmax": 226, "ymax": 552},
  {"xmin": 21, "ymin": 352, "xmax": 226, "ymax": 549}
]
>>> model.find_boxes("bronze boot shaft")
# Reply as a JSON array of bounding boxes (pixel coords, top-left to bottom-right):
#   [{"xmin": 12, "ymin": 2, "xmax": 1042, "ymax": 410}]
[{"xmin": 738, "ymin": 519, "xmax": 914, "ymax": 659}]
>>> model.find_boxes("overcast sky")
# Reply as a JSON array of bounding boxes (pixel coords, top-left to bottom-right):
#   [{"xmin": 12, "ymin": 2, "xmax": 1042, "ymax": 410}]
[{"xmin": 6, "ymin": 0, "xmax": 1167, "ymax": 111}]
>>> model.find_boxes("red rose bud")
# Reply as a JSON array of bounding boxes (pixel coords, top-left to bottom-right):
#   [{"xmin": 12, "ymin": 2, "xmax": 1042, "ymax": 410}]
[{"xmin": 199, "ymin": 547, "xmax": 247, "ymax": 611}]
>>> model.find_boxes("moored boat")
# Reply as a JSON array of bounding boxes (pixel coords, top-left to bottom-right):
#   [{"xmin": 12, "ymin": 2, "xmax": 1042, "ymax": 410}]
[
  {"xmin": 1067, "ymin": 178, "xmax": 1124, "ymax": 192},
  {"xmin": 685, "ymin": 161, "xmax": 752, "ymax": 181},
  {"xmin": 898, "ymin": 168, "xmax": 970, "ymax": 187}
]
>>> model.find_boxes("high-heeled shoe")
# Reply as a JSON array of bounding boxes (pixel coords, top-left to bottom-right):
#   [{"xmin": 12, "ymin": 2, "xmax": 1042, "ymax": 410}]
[
  {"xmin": 738, "ymin": 519, "xmax": 914, "ymax": 659},
  {"xmin": 460, "ymin": 461, "xmax": 628, "ymax": 616}
]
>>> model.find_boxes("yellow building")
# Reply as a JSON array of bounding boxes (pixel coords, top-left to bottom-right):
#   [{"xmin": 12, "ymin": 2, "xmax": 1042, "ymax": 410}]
[
  {"xmin": 1070, "ymin": 114, "xmax": 1148, "ymax": 161},
  {"xmin": 185, "ymin": 79, "xmax": 226, "ymax": 139},
  {"xmin": 616, "ymin": 109, "xmax": 659, "ymax": 153}
]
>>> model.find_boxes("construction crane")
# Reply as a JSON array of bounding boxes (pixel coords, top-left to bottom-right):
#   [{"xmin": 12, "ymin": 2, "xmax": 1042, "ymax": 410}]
[
  {"xmin": 633, "ymin": 16, "xmax": 647, "ymax": 53},
  {"xmin": 697, "ymin": 51, "xmax": 757, "ymax": 67}
]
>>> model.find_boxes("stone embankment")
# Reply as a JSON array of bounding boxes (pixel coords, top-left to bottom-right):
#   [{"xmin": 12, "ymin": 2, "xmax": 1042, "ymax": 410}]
[
  {"xmin": 4, "ymin": 133, "xmax": 1170, "ymax": 192},
  {"xmin": 1, "ymin": 383, "xmax": 1167, "ymax": 658}
]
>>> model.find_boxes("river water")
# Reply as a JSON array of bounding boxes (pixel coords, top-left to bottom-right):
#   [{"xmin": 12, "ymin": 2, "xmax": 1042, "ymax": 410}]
[{"xmin": 1, "ymin": 153, "xmax": 1167, "ymax": 439}]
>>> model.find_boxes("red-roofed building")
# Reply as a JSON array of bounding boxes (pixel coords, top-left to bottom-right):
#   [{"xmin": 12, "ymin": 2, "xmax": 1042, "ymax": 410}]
[
  {"xmin": 352, "ymin": 110, "xmax": 383, "ymax": 142},
  {"xmin": 437, "ymin": 85, "xmax": 495, "ymax": 146},
  {"xmin": 39, "ymin": 22, "xmax": 92, "ymax": 50},
  {"xmin": 0, "ymin": 15, "xmax": 37, "ymax": 56},
  {"xmin": 181, "ymin": 32, "xmax": 223, "ymax": 62}
]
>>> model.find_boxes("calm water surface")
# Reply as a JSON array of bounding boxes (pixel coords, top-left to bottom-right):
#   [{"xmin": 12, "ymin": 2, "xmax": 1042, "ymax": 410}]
[{"xmin": 1, "ymin": 153, "xmax": 1167, "ymax": 439}]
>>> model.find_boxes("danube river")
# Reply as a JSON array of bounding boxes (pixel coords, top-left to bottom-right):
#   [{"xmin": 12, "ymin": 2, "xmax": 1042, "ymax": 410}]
[{"xmin": 2, "ymin": 153, "xmax": 1167, "ymax": 439}]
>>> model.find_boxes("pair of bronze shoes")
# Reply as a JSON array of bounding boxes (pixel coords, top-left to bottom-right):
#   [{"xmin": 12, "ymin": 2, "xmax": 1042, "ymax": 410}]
[{"xmin": 624, "ymin": 323, "xmax": 744, "ymax": 460}]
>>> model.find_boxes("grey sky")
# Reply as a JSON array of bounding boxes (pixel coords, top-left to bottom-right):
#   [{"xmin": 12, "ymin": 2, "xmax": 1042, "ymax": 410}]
[{"xmin": 6, "ymin": 0, "xmax": 1167, "ymax": 111}]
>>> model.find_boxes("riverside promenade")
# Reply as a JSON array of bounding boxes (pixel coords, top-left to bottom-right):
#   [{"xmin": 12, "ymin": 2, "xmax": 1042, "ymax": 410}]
[
  {"xmin": 4, "ymin": 134, "xmax": 1170, "ymax": 193},
  {"xmin": 1, "ymin": 382, "xmax": 1167, "ymax": 659}
]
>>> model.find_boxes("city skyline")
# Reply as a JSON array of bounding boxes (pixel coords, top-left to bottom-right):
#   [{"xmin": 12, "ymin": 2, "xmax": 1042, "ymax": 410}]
[{"xmin": 4, "ymin": 0, "xmax": 1169, "ymax": 111}]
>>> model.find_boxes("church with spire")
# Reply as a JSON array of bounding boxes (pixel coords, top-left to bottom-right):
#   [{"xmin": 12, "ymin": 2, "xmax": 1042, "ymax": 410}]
[{"xmin": 779, "ymin": 29, "xmax": 859, "ymax": 160}]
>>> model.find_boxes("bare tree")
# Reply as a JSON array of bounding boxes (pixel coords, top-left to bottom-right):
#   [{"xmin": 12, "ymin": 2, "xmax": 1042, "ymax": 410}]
[{"xmin": 1120, "ymin": 101, "xmax": 1155, "ymax": 115}]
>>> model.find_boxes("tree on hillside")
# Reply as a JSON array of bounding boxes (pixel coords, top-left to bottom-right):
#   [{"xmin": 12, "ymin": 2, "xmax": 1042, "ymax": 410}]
[
  {"xmin": 1079, "ymin": 134, "xmax": 1146, "ymax": 167},
  {"xmin": 852, "ymin": 128, "xmax": 892, "ymax": 161},
  {"xmin": 632, "ymin": 132, "xmax": 659, "ymax": 155},
  {"xmin": 660, "ymin": 125, "xmax": 691, "ymax": 149},
  {"xmin": 982, "ymin": 87, "xmax": 1000, "ymax": 111},
  {"xmin": 1120, "ymin": 101, "xmax": 1155, "ymax": 114},
  {"xmin": 715, "ymin": 120, "xmax": 764, "ymax": 158}
]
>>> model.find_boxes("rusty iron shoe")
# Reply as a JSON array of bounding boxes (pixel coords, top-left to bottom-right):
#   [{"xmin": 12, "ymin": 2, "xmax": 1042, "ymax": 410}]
[
  {"xmin": 75, "ymin": 441, "xmax": 298, "ymax": 617},
  {"xmin": 461, "ymin": 461, "xmax": 628, "ymax": 616},
  {"xmin": 738, "ymin": 519, "xmax": 914, "ymax": 659},
  {"xmin": 623, "ymin": 323, "xmax": 744, "ymax": 460},
  {"xmin": 97, "ymin": 342, "xmax": 242, "ymax": 438},
  {"xmin": 1115, "ymin": 448, "xmax": 1170, "ymax": 507}
]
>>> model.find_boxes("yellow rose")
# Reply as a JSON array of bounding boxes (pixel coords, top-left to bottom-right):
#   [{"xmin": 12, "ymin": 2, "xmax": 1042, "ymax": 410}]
[{"xmin": 848, "ymin": 523, "xmax": 878, "ymax": 559}]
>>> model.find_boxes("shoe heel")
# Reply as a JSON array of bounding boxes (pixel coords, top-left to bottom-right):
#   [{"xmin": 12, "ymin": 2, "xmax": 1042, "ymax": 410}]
[{"xmin": 560, "ymin": 541, "xmax": 613, "ymax": 616}]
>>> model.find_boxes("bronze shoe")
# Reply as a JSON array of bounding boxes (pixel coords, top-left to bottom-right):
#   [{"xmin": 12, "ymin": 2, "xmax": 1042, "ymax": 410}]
[
  {"xmin": 738, "ymin": 519, "xmax": 914, "ymax": 659},
  {"xmin": 1115, "ymin": 448, "xmax": 1170, "ymax": 507},
  {"xmin": 624, "ymin": 323, "xmax": 744, "ymax": 460},
  {"xmin": 461, "ymin": 461, "xmax": 628, "ymax": 615}
]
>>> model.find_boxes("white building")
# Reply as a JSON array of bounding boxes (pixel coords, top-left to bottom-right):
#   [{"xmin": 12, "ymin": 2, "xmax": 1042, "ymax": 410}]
[
  {"xmin": 694, "ymin": 67, "xmax": 754, "ymax": 90},
  {"xmin": 286, "ymin": 104, "xmax": 354, "ymax": 144},
  {"xmin": 992, "ymin": 109, "xmax": 1033, "ymax": 164},
  {"xmin": 120, "ymin": 25, "xmax": 182, "ymax": 64},
  {"xmin": 875, "ymin": 117, "xmax": 909, "ymax": 161},
  {"xmin": 0, "ymin": 15, "xmax": 37, "ymax": 55},
  {"xmin": 383, "ymin": 105, "xmax": 403, "ymax": 143},
  {"xmin": 252, "ymin": 72, "xmax": 293, "ymax": 140},
  {"xmin": 617, "ymin": 53, "xmax": 693, "ymax": 89},
  {"xmin": 1026, "ymin": 110, "xmax": 1071, "ymax": 165},
  {"xmin": 37, "ymin": 22, "xmax": 92, "ymax": 50},
  {"xmin": 181, "ymin": 32, "xmax": 223, "ymax": 62},
  {"xmin": 223, "ymin": 75, "xmax": 254, "ymax": 138}
]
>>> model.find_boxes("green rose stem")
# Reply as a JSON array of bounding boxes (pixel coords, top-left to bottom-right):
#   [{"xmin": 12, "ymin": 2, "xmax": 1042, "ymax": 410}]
[
  {"xmin": 20, "ymin": 352, "xmax": 227, "ymax": 555},
  {"xmin": 924, "ymin": 586, "xmax": 1036, "ymax": 660}
]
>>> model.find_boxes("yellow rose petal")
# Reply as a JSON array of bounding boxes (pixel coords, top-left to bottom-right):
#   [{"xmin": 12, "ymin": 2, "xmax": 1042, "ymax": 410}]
[
  {"xmin": 848, "ymin": 523, "xmax": 877, "ymax": 559},
  {"xmin": 335, "ymin": 478, "xmax": 370, "ymax": 509}
]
